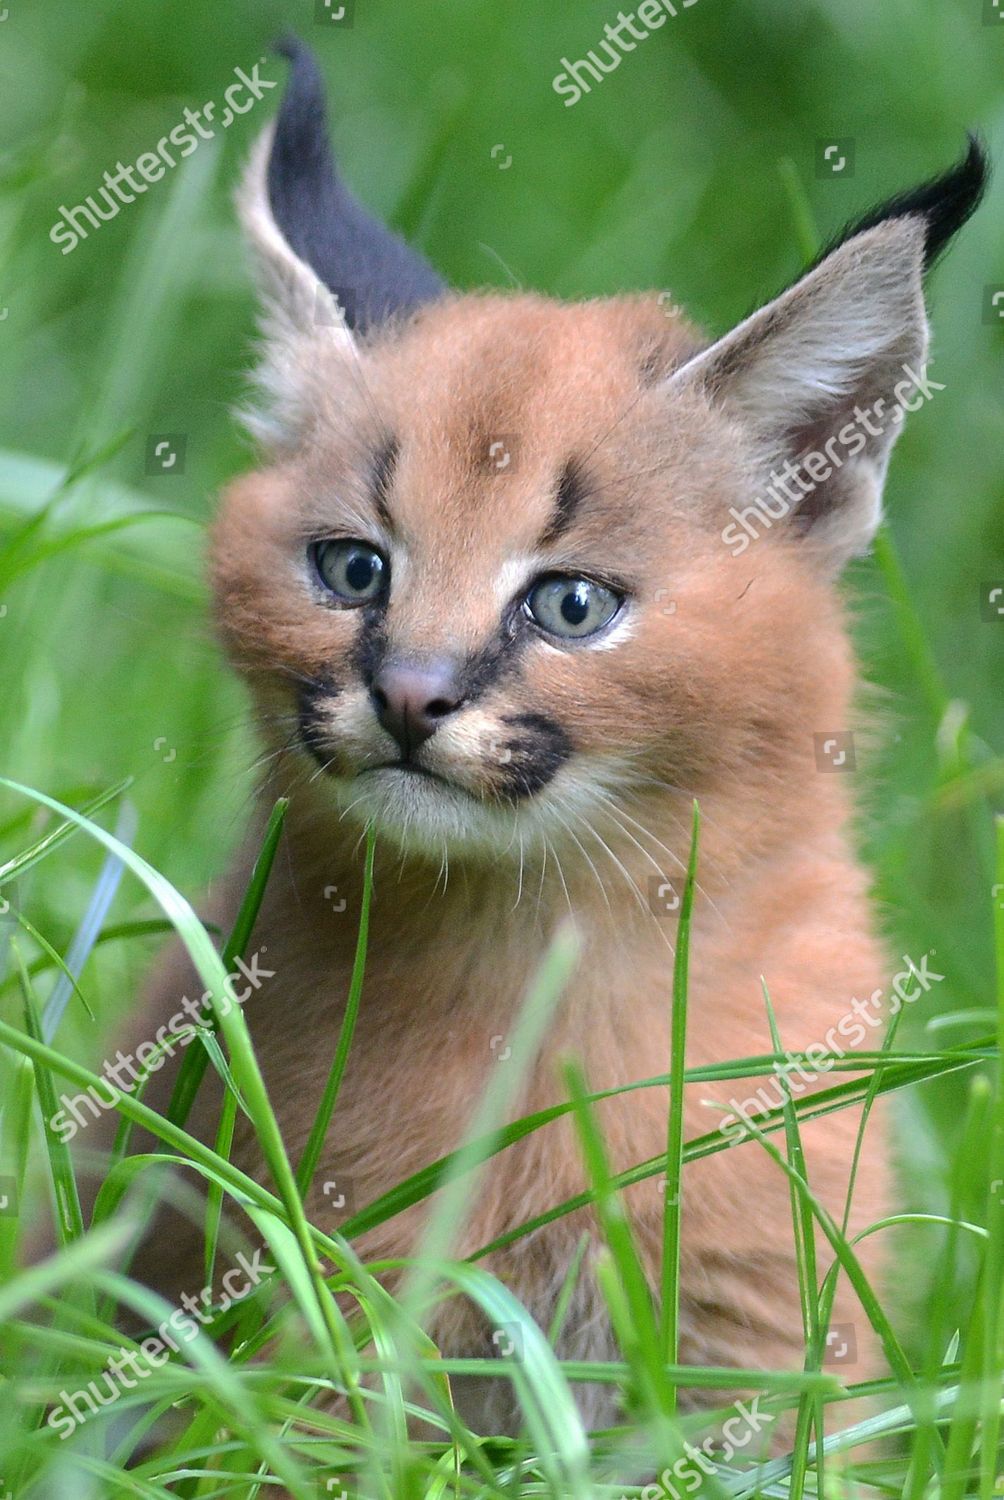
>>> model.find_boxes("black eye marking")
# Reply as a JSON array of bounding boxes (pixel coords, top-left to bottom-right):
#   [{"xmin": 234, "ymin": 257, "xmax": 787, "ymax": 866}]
[
  {"xmin": 349, "ymin": 615, "xmax": 389, "ymax": 690},
  {"xmin": 538, "ymin": 460, "xmax": 588, "ymax": 549},
  {"xmin": 297, "ymin": 674, "xmax": 341, "ymax": 770},
  {"xmin": 494, "ymin": 712, "xmax": 573, "ymax": 800},
  {"xmin": 371, "ymin": 437, "xmax": 399, "ymax": 531},
  {"xmin": 455, "ymin": 617, "xmax": 534, "ymax": 703}
]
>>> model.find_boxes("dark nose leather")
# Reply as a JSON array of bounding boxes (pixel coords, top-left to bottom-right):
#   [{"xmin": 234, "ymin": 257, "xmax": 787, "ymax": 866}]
[{"xmin": 370, "ymin": 661, "xmax": 462, "ymax": 755}]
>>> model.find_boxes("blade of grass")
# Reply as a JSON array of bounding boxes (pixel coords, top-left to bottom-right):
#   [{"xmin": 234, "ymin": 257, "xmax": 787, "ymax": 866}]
[
  {"xmin": 436, "ymin": 1260, "xmax": 594, "ymax": 1500},
  {"xmin": 661, "ymin": 799, "xmax": 698, "ymax": 1389},
  {"xmin": 16, "ymin": 942, "xmax": 85, "ymax": 1248},
  {"xmin": 41, "ymin": 796, "xmax": 137, "ymax": 1040},
  {"xmin": 716, "ymin": 1105, "xmax": 945, "ymax": 1465},
  {"xmin": 977, "ymin": 814, "xmax": 1004, "ymax": 1500},
  {"xmin": 204, "ymin": 1087, "xmax": 239, "ymax": 1291},
  {"xmin": 0, "ymin": 777, "xmax": 373, "ymax": 1455},
  {"xmin": 11, "ymin": 907, "xmax": 94, "ymax": 1023},
  {"xmin": 0, "ymin": 1045, "xmax": 35, "ymax": 1277},
  {"xmin": 166, "ymin": 796, "xmax": 288, "ymax": 1130},
  {"xmin": 902, "ymin": 1075, "xmax": 990, "ymax": 1500},
  {"xmin": 91, "ymin": 1268, "xmax": 316, "ymax": 1500},
  {"xmin": 563, "ymin": 1056, "xmax": 668, "ymax": 1423},
  {"xmin": 762, "ymin": 982, "xmax": 822, "ymax": 1500},
  {"xmin": 295, "ymin": 821, "xmax": 375, "ymax": 1197},
  {"xmin": 0, "ymin": 778, "xmax": 131, "ymax": 891}
]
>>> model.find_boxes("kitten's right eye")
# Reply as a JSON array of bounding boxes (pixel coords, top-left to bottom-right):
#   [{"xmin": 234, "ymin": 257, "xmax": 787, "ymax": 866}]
[{"xmin": 310, "ymin": 540, "xmax": 388, "ymax": 605}]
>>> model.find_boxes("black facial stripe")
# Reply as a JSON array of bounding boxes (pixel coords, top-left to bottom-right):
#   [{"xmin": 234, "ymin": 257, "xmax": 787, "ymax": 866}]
[
  {"xmin": 495, "ymin": 712, "xmax": 573, "ymax": 800},
  {"xmin": 538, "ymin": 460, "xmax": 588, "ymax": 549},
  {"xmin": 297, "ymin": 675, "xmax": 340, "ymax": 769},
  {"xmin": 456, "ymin": 611, "xmax": 536, "ymax": 702},
  {"xmin": 349, "ymin": 612, "xmax": 389, "ymax": 689},
  {"xmin": 371, "ymin": 438, "xmax": 398, "ymax": 531}
]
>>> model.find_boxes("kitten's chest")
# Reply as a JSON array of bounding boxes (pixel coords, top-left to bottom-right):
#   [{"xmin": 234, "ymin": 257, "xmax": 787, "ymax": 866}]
[{"xmin": 233, "ymin": 903, "xmax": 673, "ymax": 1253}]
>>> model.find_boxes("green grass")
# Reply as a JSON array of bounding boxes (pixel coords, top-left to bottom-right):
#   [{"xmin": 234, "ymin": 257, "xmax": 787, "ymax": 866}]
[{"xmin": 1, "ymin": 0, "xmax": 1003, "ymax": 1494}]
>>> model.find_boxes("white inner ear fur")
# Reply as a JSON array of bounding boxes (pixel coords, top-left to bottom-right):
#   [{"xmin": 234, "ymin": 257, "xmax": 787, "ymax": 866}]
[
  {"xmin": 236, "ymin": 123, "xmax": 359, "ymax": 446},
  {"xmin": 667, "ymin": 216, "xmax": 931, "ymax": 571}
]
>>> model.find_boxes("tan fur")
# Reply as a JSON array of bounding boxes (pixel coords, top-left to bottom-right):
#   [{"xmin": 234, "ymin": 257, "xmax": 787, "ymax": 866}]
[{"xmin": 113, "ymin": 287, "xmax": 898, "ymax": 1443}]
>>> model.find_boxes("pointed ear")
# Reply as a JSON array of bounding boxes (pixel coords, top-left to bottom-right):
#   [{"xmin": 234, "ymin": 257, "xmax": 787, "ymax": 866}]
[
  {"xmin": 236, "ymin": 36, "xmax": 447, "ymax": 444},
  {"xmin": 670, "ymin": 138, "xmax": 988, "ymax": 570},
  {"xmin": 243, "ymin": 35, "xmax": 445, "ymax": 334}
]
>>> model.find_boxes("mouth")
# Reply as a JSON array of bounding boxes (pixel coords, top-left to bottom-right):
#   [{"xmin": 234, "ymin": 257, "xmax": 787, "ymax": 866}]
[{"xmin": 361, "ymin": 760, "xmax": 472, "ymax": 796}]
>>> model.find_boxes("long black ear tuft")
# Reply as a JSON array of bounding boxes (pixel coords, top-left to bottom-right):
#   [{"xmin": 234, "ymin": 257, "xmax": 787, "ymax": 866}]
[
  {"xmin": 267, "ymin": 35, "xmax": 446, "ymax": 332},
  {"xmin": 813, "ymin": 133, "xmax": 989, "ymax": 273}
]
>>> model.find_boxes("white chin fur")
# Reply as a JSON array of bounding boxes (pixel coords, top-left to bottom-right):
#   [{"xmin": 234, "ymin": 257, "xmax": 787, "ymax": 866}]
[{"xmin": 329, "ymin": 767, "xmax": 546, "ymax": 860}]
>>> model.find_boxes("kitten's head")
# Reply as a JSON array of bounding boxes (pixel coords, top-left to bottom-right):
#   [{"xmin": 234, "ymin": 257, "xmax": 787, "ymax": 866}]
[{"xmin": 212, "ymin": 39, "xmax": 986, "ymax": 867}]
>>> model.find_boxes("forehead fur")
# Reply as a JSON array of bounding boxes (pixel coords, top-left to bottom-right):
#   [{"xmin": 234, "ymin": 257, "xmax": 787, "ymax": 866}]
[
  {"xmin": 299, "ymin": 291, "xmax": 703, "ymax": 452},
  {"xmin": 286, "ymin": 291, "xmax": 731, "ymax": 560}
]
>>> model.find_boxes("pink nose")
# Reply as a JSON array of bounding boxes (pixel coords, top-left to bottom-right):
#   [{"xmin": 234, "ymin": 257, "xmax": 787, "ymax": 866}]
[{"xmin": 370, "ymin": 661, "xmax": 462, "ymax": 754}]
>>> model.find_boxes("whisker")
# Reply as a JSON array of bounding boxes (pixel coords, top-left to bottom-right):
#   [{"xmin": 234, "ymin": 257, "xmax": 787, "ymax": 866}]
[{"xmin": 546, "ymin": 798, "xmax": 612, "ymax": 916}]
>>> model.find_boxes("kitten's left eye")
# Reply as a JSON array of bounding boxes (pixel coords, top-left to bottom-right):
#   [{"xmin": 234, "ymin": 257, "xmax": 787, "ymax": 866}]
[
  {"xmin": 311, "ymin": 540, "xmax": 387, "ymax": 604},
  {"xmin": 525, "ymin": 575, "xmax": 622, "ymax": 640}
]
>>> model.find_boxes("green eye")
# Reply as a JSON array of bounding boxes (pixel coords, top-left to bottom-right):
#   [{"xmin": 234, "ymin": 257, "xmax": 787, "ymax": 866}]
[
  {"xmin": 312, "ymin": 540, "xmax": 387, "ymax": 604},
  {"xmin": 525, "ymin": 575, "xmax": 622, "ymax": 640}
]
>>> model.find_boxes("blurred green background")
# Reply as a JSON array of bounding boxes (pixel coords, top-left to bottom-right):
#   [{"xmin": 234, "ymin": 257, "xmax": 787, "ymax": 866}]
[{"xmin": 0, "ymin": 0, "xmax": 1001, "ymax": 1337}]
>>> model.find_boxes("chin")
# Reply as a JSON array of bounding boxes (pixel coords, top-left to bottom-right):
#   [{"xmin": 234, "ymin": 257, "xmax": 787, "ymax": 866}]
[
  {"xmin": 326, "ymin": 758, "xmax": 603, "ymax": 864},
  {"xmin": 328, "ymin": 765, "xmax": 530, "ymax": 859}
]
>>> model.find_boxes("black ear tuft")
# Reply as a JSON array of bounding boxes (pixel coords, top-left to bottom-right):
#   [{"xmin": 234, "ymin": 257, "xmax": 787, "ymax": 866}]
[
  {"xmin": 814, "ymin": 133, "xmax": 990, "ymax": 273},
  {"xmin": 267, "ymin": 35, "xmax": 446, "ymax": 332}
]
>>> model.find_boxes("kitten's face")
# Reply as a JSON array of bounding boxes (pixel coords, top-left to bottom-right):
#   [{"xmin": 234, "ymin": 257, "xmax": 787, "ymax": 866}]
[{"xmin": 212, "ymin": 294, "xmax": 848, "ymax": 861}]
